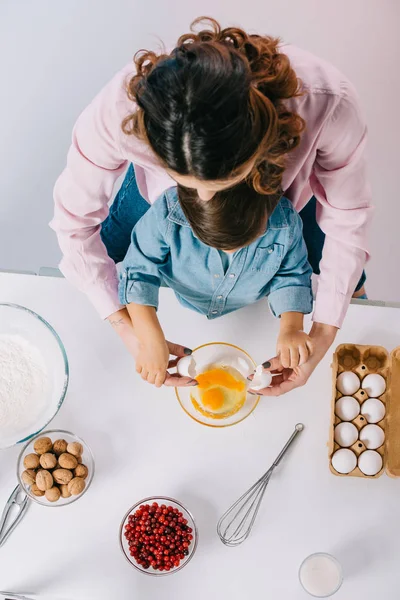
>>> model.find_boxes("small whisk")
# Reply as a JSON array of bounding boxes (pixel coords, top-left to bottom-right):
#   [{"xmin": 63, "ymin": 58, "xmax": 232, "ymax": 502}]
[{"xmin": 217, "ymin": 423, "xmax": 304, "ymax": 547}]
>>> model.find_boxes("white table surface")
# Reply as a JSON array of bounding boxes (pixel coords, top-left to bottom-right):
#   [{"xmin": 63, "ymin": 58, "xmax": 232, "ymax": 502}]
[{"xmin": 1, "ymin": 272, "xmax": 400, "ymax": 599}]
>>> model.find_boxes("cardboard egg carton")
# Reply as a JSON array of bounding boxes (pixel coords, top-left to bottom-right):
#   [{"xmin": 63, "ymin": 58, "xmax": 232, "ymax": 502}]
[{"xmin": 329, "ymin": 344, "xmax": 400, "ymax": 478}]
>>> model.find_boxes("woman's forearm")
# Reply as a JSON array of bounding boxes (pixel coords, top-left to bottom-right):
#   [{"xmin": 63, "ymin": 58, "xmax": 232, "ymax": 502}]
[{"xmin": 309, "ymin": 321, "xmax": 338, "ymax": 359}]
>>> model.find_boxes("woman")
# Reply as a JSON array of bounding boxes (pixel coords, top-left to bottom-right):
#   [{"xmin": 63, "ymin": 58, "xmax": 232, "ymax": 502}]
[{"xmin": 51, "ymin": 18, "xmax": 372, "ymax": 395}]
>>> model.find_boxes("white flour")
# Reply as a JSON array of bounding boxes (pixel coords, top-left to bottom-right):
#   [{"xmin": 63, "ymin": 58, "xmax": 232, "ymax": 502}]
[{"xmin": 0, "ymin": 334, "xmax": 48, "ymax": 438}]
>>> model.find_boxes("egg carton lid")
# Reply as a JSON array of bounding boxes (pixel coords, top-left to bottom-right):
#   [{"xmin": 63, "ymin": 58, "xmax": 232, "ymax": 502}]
[{"xmin": 386, "ymin": 346, "xmax": 400, "ymax": 477}]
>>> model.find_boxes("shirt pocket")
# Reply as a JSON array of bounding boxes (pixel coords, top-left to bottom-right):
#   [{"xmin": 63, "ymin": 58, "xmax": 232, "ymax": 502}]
[{"xmin": 251, "ymin": 244, "xmax": 285, "ymax": 273}]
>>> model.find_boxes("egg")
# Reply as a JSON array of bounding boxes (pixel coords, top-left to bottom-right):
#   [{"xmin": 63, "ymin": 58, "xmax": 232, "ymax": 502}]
[
  {"xmin": 334, "ymin": 422, "xmax": 358, "ymax": 447},
  {"xmin": 177, "ymin": 355, "xmax": 197, "ymax": 379},
  {"xmin": 250, "ymin": 365, "xmax": 272, "ymax": 391},
  {"xmin": 359, "ymin": 424, "xmax": 385, "ymax": 449},
  {"xmin": 336, "ymin": 371, "xmax": 360, "ymax": 395},
  {"xmin": 360, "ymin": 398, "xmax": 386, "ymax": 423},
  {"xmin": 362, "ymin": 374, "xmax": 386, "ymax": 397},
  {"xmin": 358, "ymin": 450, "xmax": 383, "ymax": 476},
  {"xmin": 190, "ymin": 363, "xmax": 246, "ymax": 419},
  {"xmin": 331, "ymin": 448, "xmax": 357, "ymax": 474},
  {"xmin": 335, "ymin": 396, "xmax": 360, "ymax": 421}
]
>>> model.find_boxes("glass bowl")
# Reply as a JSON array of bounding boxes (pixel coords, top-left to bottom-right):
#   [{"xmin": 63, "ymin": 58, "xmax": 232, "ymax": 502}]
[
  {"xmin": 175, "ymin": 342, "xmax": 259, "ymax": 427},
  {"xmin": 0, "ymin": 303, "xmax": 69, "ymax": 449},
  {"xmin": 17, "ymin": 429, "xmax": 95, "ymax": 507},
  {"xmin": 119, "ymin": 496, "xmax": 198, "ymax": 576}
]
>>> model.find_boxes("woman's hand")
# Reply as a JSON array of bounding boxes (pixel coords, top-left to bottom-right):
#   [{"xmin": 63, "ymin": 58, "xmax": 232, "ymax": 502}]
[
  {"xmin": 108, "ymin": 308, "xmax": 197, "ymax": 387},
  {"xmin": 250, "ymin": 322, "xmax": 338, "ymax": 396}
]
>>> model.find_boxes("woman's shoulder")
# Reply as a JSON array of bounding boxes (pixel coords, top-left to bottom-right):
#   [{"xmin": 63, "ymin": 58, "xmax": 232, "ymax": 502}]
[
  {"xmin": 282, "ymin": 44, "xmax": 348, "ymax": 96},
  {"xmin": 77, "ymin": 62, "xmax": 162, "ymax": 166}
]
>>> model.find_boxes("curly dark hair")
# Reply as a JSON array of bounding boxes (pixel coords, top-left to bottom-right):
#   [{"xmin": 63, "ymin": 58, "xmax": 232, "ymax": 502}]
[{"xmin": 122, "ymin": 17, "xmax": 305, "ymax": 195}]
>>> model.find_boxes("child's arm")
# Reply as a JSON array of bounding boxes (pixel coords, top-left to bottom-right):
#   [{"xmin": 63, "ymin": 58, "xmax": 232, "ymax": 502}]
[
  {"xmin": 277, "ymin": 312, "xmax": 314, "ymax": 368},
  {"xmin": 266, "ymin": 209, "xmax": 314, "ymax": 368},
  {"xmin": 118, "ymin": 197, "xmax": 172, "ymax": 386},
  {"xmin": 127, "ymin": 303, "xmax": 170, "ymax": 387}
]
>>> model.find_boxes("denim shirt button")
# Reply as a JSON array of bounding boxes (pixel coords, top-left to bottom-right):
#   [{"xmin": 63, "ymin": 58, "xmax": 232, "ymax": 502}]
[
  {"xmin": 267, "ymin": 248, "xmax": 273, "ymax": 254},
  {"xmin": 214, "ymin": 274, "xmax": 220, "ymax": 278},
  {"xmin": 228, "ymin": 273, "xmax": 236, "ymax": 278},
  {"xmin": 211, "ymin": 310, "xmax": 218, "ymax": 314},
  {"xmin": 217, "ymin": 295, "xmax": 223, "ymax": 300}
]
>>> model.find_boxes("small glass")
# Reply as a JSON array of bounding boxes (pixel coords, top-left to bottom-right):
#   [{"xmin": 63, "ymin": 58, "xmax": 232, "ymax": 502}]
[{"xmin": 299, "ymin": 552, "xmax": 343, "ymax": 597}]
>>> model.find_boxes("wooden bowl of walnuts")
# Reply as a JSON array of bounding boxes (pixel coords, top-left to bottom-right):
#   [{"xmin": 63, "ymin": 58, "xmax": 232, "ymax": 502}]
[{"xmin": 17, "ymin": 429, "xmax": 94, "ymax": 506}]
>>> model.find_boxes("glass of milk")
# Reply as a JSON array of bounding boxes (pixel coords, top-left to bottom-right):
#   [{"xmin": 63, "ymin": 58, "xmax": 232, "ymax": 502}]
[{"xmin": 299, "ymin": 553, "xmax": 343, "ymax": 597}]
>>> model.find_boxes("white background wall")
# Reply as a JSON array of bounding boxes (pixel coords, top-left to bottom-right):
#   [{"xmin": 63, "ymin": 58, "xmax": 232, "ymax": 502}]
[{"xmin": 1, "ymin": 0, "xmax": 399, "ymax": 301}]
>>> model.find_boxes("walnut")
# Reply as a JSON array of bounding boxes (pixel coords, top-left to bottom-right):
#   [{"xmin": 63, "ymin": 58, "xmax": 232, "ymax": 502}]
[
  {"xmin": 31, "ymin": 483, "xmax": 45, "ymax": 497},
  {"xmin": 33, "ymin": 437, "xmax": 53, "ymax": 455},
  {"xmin": 39, "ymin": 452, "xmax": 57, "ymax": 470},
  {"xmin": 53, "ymin": 468, "xmax": 73, "ymax": 485},
  {"xmin": 60, "ymin": 484, "xmax": 72, "ymax": 498},
  {"xmin": 67, "ymin": 441, "xmax": 83, "ymax": 457},
  {"xmin": 58, "ymin": 453, "xmax": 78, "ymax": 469},
  {"xmin": 68, "ymin": 477, "xmax": 86, "ymax": 496},
  {"xmin": 53, "ymin": 439, "xmax": 68, "ymax": 455},
  {"xmin": 36, "ymin": 470, "xmax": 53, "ymax": 491},
  {"xmin": 45, "ymin": 486, "xmax": 61, "ymax": 502},
  {"xmin": 74, "ymin": 464, "xmax": 89, "ymax": 479},
  {"xmin": 21, "ymin": 469, "xmax": 36, "ymax": 486},
  {"xmin": 23, "ymin": 453, "xmax": 40, "ymax": 469}
]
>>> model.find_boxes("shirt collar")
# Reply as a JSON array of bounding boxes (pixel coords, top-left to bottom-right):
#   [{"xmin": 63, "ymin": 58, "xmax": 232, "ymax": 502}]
[{"xmin": 165, "ymin": 187, "xmax": 191, "ymax": 227}]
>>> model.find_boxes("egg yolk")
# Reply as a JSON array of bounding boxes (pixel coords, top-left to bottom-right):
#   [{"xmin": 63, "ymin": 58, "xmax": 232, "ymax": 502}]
[
  {"xmin": 196, "ymin": 369, "xmax": 245, "ymax": 393},
  {"xmin": 191, "ymin": 367, "xmax": 247, "ymax": 419},
  {"xmin": 202, "ymin": 388, "xmax": 225, "ymax": 411}
]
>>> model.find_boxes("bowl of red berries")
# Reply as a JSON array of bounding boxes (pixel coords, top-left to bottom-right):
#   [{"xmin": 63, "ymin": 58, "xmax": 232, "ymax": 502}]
[{"xmin": 120, "ymin": 496, "xmax": 198, "ymax": 576}]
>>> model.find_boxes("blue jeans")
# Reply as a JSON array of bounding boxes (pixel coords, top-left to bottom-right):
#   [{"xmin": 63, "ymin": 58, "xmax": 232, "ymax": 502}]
[{"xmin": 101, "ymin": 164, "xmax": 366, "ymax": 291}]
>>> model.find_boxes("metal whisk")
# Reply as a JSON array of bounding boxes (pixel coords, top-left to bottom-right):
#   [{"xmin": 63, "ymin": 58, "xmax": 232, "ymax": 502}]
[{"xmin": 217, "ymin": 423, "xmax": 304, "ymax": 546}]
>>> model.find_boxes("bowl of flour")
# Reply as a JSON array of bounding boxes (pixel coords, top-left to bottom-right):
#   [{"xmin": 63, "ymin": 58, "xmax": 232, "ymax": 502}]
[{"xmin": 0, "ymin": 303, "xmax": 69, "ymax": 449}]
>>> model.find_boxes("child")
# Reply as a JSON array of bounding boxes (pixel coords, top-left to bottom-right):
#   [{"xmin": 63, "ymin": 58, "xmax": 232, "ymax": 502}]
[{"xmin": 119, "ymin": 182, "xmax": 313, "ymax": 387}]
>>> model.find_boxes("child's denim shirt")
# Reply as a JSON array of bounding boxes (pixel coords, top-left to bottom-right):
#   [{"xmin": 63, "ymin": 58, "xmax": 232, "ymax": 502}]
[{"xmin": 119, "ymin": 188, "xmax": 313, "ymax": 319}]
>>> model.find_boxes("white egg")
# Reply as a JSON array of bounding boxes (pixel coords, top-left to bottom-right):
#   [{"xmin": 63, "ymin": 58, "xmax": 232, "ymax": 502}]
[
  {"xmin": 358, "ymin": 450, "xmax": 383, "ymax": 476},
  {"xmin": 359, "ymin": 424, "xmax": 385, "ymax": 449},
  {"xmin": 331, "ymin": 448, "xmax": 357, "ymax": 474},
  {"xmin": 336, "ymin": 371, "xmax": 360, "ymax": 395},
  {"xmin": 177, "ymin": 355, "xmax": 197, "ymax": 379},
  {"xmin": 250, "ymin": 365, "xmax": 272, "ymax": 391},
  {"xmin": 360, "ymin": 398, "xmax": 386, "ymax": 423},
  {"xmin": 362, "ymin": 373, "xmax": 386, "ymax": 397},
  {"xmin": 334, "ymin": 422, "xmax": 358, "ymax": 447},
  {"xmin": 335, "ymin": 396, "xmax": 360, "ymax": 421}
]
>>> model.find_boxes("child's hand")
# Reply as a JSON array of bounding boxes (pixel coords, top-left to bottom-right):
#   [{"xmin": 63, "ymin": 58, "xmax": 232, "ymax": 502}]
[
  {"xmin": 277, "ymin": 330, "xmax": 313, "ymax": 368},
  {"xmin": 136, "ymin": 332, "xmax": 170, "ymax": 387}
]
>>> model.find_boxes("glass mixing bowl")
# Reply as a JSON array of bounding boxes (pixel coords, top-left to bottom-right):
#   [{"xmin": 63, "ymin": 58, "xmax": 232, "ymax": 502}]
[
  {"xmin": 119, "ymin": 496, "xmax": 198, "ymax": 576},
  {"xmin": 175, "ymin": 342, "xmax": 260, "ymax": 427},
  {"xmin": 0, "ymin": 303, "xmax": 69, "ymax": 449},
  {"xmin": 17, "ymin": 429, "xmax": 95, "ymax": 507}
]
